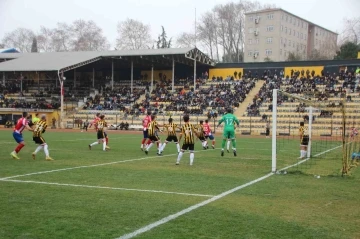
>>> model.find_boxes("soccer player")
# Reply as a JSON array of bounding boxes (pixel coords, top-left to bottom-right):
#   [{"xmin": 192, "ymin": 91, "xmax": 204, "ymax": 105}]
[
  {"xmin": 196, "ymin": 120, "xmax": 207, "ymax": 150},
  {"xmin": 31, "ymin": 114, "xmax": 54, "ymax": 161},
  {"xmin": 141, "ymin": 111, "xmax": 152, "ymax": 151},
  {"xmin": 10, "ymin": 112, "xmax": 33, "ymax": 160},
  {"xmin": 144, "ymin": 115, "xmax": 162, "ymax": 155},
  {"xmin": 203, "ymin": 119, "xmax": 215, "ymax": 149},
  {"xmin": 89, "ymin": 113, "xmax": 100, "ymax": 128},
  {"xmin": 91, "ymin": 113, "xmax": 110, "ymax": 150},
  {"xmin": 176, "ymin": 115, "xmax": 199, "ymax": 166},
  {"xmin": 217, "ymin": 108, "xmax": 240, "ymax": 157},
  {"xmin": 299, "ymin": 122, "xmax": 309, "ymax": 159},
  {"xmin": 89, "ymin": 115, "xmax": 108, "ymax": 151},
  {"xmin": 32, "ymin": 113, "xmax": 40, "ymax": 125},
  {"xmin": 160, "ymin": 118, "xmax": 180, "ymax": 154}
]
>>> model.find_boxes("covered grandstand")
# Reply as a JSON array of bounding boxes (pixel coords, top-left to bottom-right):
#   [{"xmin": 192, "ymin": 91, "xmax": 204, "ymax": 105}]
[{"xmin": 0, "ymin": 47, "xmax": 215, "ymax": 127}]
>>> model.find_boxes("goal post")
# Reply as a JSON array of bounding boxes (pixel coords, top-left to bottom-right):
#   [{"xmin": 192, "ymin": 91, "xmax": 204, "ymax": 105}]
[{"xmin": 270, "ymin": 88, "xmax": 356, "ymax": 176}]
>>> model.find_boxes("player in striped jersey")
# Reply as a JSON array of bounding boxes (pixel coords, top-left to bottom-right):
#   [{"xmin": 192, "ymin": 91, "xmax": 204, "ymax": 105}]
[
  {"xmin": 159, "ymin": 118, "xmax": 180, "ymax": 154},
  {"xmin": 144, "ymin": 115, "xmax": 163, "ymax": 155},
  {"xmin": 88, "ymin": 115, "xmax": 108, "ymax": 151},
  {"xmin": 31, "ymin": 115, "xmax": 53, "ymax": 161},
  {"xmin": 90, "ymin": 113, "xmax": 110, "ymax": 150},
  {"xmin": 299, "ymin": 122, "xmax": 309, "ymax": 159},
  {"xmin": 176, "ymin": 115, "xmax": 199, "ymax": 166}
]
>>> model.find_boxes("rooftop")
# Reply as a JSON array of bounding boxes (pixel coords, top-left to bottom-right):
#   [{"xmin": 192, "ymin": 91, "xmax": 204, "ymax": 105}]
[
  {"xmin": 245, "ymin": 8, "xmax": 338, "ymax": 35},
  {"xmin": 0, "ymin": 47, "xmax": 215, "ymax": 73}
]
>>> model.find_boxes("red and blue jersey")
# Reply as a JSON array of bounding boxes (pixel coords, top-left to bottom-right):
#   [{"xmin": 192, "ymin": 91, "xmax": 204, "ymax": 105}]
[
  {"xmin": 203, "ymin": 123, "xmax": 212, "ymax": 136},
  {"xmin": 143, "ymin": 115, "xmax": 152, "ymax": 129},
  {"xmin": 92, "ymin": 116, "xmax": 101, "ymax": 130},
  {"xmin": 14, "ymin": 117, "xmax": 29, "ymax": 134}
]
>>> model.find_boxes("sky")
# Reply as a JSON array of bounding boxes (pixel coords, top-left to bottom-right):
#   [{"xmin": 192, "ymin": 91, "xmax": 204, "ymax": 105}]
[{"xmin": 0, "ymin": 0, "xmax": 359, "ymax": 48}]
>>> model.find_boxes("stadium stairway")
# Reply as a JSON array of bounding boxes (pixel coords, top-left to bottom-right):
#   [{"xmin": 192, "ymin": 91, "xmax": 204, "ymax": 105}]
[
  {"xmin": 234, "ymin": 79, "xmax": 264, "ymax": 118},
  {"xmin": 135, "ymin": 93, "xmax": 147, "ymax": 104}
]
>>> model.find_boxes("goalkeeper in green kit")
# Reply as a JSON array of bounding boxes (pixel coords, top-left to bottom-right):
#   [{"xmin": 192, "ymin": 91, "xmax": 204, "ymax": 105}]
[{"xmin": 216, "ymin": 108, "xmax": 240, "ymax": 157}]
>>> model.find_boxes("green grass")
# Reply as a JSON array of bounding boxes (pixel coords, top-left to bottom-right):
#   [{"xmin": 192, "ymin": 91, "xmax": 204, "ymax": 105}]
[{"xmin": 0, "ymin": 130, "xmax": 359, "ymax": 239}]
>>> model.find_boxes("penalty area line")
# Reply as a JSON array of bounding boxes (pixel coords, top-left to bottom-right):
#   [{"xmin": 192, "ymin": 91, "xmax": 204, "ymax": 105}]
[
  {"xmin": 1, "ymin": 179, "xmax": 214, "ymax": 198},
  {"xmin": 115, "ymin": 144, "xmax": 343, "ymax": 239}
]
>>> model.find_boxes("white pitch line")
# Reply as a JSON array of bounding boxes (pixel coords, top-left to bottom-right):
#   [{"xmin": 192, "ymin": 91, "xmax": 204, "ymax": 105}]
[
  {"xmin": 117, "ymin": 173, "xmax": 273, "ymax": 239},
  {"xmin": 116, "ymin": 144, "xmax": 342, "ymax": 239},
  {"xmin": 0, "ymin": 149, "xmax": 217, "ymax": 180},
  {"xmin": 0, "ymin": 154, "xmax": 176, "ymax": 180},
  {"xmin": 278, "ymin": 144, "xmax": 343, "ymax": 172},
  {"xmin": 1, "ymin": 179, "xmax": 214, "ymax": 198}
]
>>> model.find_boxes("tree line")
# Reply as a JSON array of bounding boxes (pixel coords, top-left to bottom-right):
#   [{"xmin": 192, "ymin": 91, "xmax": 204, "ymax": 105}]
[{"xmin": 1, "ymin": 1, "xmax": 359, "ymax": 62}]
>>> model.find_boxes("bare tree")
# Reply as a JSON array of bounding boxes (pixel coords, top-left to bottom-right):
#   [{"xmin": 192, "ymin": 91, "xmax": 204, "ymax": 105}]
[
  {"xmin": 1, "ymin": 28, "xmax": 35, "ymax": 52},
  {"xmin": 198, "ymin": 0, "xmax": 270, "ymax": 62},
  {"xmin": 176, "ymin": 32, "xmax": 196, "ymax": 48},
  {"xmin": 116, "ymin": 19, "xmax": 152, "ymax": 50},
  {"xmin": 197, "ymin": 12, "xmax": 219, "ymax": 60},
  {"xmin": 51, "ymin": 22, "xmax": 73, "ymax": 52},
  {"xmin": 37, "ymin": 26, "xmax": 55, "ymax": 52},
  {"xmin": 339, "ymin": 17, "xmax": 360, "ymax": 44},
  {"xmin": 71, "ymin": 20, "xmax": 109, "ymax": 51}
]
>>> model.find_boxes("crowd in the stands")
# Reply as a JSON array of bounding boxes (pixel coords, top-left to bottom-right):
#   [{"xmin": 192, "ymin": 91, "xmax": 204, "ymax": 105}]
[{"xmin": 245, "ymin": 67, "xmax": 360, "ymax": 117}]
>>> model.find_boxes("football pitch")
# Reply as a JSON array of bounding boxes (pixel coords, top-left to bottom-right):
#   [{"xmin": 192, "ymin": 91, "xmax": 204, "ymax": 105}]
[{"xmin": 0, "ymin": 129, "xmax": 359, "ymax": 239}]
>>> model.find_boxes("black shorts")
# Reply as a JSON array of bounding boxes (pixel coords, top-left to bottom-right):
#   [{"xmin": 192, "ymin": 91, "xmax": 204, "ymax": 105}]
[
  {"xmin": 198, "ymin": 136, "xmax": 206, "ymax": 141},
  {"xmin": 301, "ymin": 135, "xmax": 309, "ymax": 146},
  {"xmin": 182, "ymin": 143, "xmax": 194, "ymax": 151},
  {"xmin": 266, "ymin": 129, "xmax": 270, "ymax": 136},
  {"xmin": 149, "ymin": 135, "xmax": 160, "ymax": 142},
  {"xmin": 166, "ymin": 135, "xmax": 178, "ymax": 142},
  {"xmin": 97, "ymin": 131, "xmax": 106, "ymax": 139},
  {"xmin": 33, "ymin": 136, "xmax": 45, "ymax": 145}
]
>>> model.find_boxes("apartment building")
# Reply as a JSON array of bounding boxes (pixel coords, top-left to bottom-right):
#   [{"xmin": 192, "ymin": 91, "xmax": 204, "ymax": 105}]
[{"xmin": 244, "ymin": 8, "xmax": 338, "ymax": 62}]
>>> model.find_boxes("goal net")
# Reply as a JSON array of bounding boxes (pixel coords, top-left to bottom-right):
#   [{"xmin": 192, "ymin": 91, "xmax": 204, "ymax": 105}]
[{"xmin": 271, "ymin": 89, "xmax": 359, "ymax": 177}]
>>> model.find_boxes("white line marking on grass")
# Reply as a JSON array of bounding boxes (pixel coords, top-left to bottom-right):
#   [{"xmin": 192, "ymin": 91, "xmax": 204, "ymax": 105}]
[
  {"xmin": 116, "ymin": 144, "xmax": 342, "ymax": 239},
  {"xmin": 0, "ymin": 149, "xmax": 216, "ymax": 180},
  {"xmin": 0, "ymin": 154, "xmax": 176, "ymax": 180},
  {"xmin": 0, "ymin": 136, "xmax": 135, "ymax": 145},
  {"xmin": 278, "ymin": 144, "xmax": 343, "ymax": 171},
  {"xmin": 1, "ymin": 179, "xmax": 214, "ymax": 198},
  {"xmin": 116, "ymin": 173, "xmax": 274, "ymax": 239}
]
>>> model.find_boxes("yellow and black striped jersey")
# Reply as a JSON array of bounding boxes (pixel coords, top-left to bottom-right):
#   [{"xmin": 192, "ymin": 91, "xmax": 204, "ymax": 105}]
[
  {"xmin": 299, "ymin": 126, "xmax": 309, "ymax": 136},
  {"xmin": 195, "ymin": 124, "xmax": 205, "ymax": 137},
  {"xmin": 164, "ymin": 123, "xmax": 177, "ymax": 136},
  {"xmin": 97, "ymin": 120, "xmax": 107, "ymax": 132},
  {"xmin": 33, "ymin": 120, "xmax": 47, "ymax": 137},
  {"xmin": 181, "ymin": 123, "xmax": 197, "ymax": 144},
  {"xmin": 148, "ymin": 121, "xmax": 159, "ymax": 136}
]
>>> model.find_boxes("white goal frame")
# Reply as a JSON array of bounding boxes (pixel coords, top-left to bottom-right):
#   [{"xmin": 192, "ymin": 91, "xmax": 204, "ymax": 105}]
[{"xmin": 271, "ymin": 89, "xmax": 314, "ymax": 173}]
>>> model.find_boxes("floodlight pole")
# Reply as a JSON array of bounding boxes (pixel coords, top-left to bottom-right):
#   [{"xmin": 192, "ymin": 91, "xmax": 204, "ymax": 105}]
[
  {"xmin": 172, "ymin": 58, "xmax": 175, "ymax": 93},
  {"xmin": 131, "ymin": 60, "xmax": 134, "ymax": 94},
  {"xmin": 111, "ymin": 59, "xmax": 114, "ymax": 91},
  {"xmin": 194, "ymin": 7, "xmax": 197, "ymax": 91}
]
